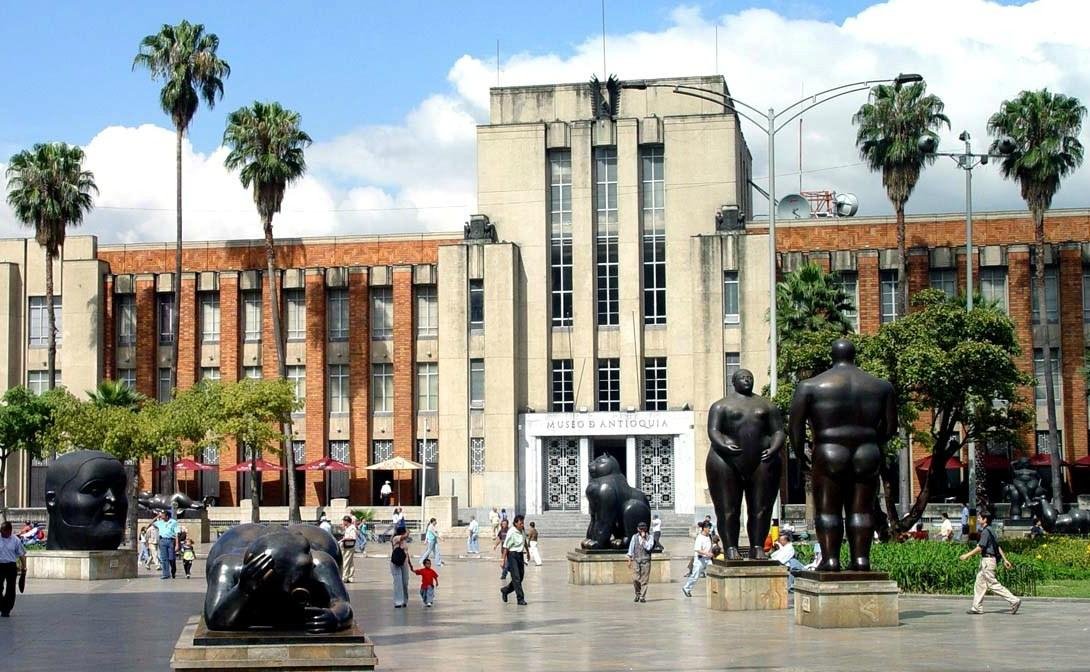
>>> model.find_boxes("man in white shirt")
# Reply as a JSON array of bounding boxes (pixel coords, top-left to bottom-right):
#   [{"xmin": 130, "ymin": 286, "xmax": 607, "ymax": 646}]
[
  {"xmin": 380, "ymin": 480, "xmax": 393, "ymax": 505},
  {"xmin": 340, "ymin": 516, "xmax": 358, "ymax": 583},
  {"xmin": 770, "ymin": 534, "xmax": 805, "ymax": 590},
  {"xmin": 467, "ymin": 516, "xmax": 480, "ymax": 554},
  {"xmin": 319, "ymin": 516, "xmax": 333, "ymax": 535},
  {"xmin": 0, "ymin": 521, "xmax": 28, "ymax": 617},
  {"xmin": 939, "ymin": 512, "xmax": 954, "ymax": 542},
  {"xmin": 682, "ymin": 522, "xmax": 714, "ymax": 597},
  {"xmin": 651, "ymin": 514, "xmax": 663, "ymax": 549}
]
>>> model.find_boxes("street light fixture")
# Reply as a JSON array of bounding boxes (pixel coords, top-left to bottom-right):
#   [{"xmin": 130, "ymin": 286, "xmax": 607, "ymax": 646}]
[{"xmin": 622, "ymin": 74, "xmax": 924, "ymax": 398}]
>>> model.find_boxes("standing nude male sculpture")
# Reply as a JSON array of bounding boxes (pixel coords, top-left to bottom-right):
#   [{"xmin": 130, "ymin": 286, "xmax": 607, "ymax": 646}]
[
  {"xmin": 788, "ymin": 339, "xmax": 897, "ymax": 571},
  {"xmin": 707, "ymin": 368, "xmax": 785, "ymax": 560}
]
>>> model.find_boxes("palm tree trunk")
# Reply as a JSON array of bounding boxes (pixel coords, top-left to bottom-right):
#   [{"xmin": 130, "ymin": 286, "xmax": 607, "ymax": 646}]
[
  {"xmin": 1033, "ymin": 208, "xmax": 1064, "ymax": 509},
  {"xmin": 45, "ymin": 252, "xmax": 57, "ymax": 390},
  {"xmin": 895, "ymin": 204, "xmax": 911, "ymax": 511},
  {"xmin": 170, "ymin": 125, "xmax": 184, "ymax": 495},
  {"xmin": 250, "ymin": 458, "xmax": 260, "ymax": 524},
  {"xmin": 125, "ymin": 463, "xmax": 139, "ymax": 549},
  {"xmin": 263, "ymin": 218, "xmax": 300, "ymax": 524}
]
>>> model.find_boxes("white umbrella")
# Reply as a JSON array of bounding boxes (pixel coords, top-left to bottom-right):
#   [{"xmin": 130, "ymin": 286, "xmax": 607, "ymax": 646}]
[{"xmin": 366, "ymin": 456, "xmax": 428, "ymax": 532}]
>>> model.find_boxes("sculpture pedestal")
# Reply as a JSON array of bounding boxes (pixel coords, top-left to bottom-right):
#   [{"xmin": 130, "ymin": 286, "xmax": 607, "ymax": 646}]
[
  {"xmin": 793, "ymin": 571, "xmax": 899, "ymax": 629},
  {"xmin": 566, "ymin": 548, "xmax": 671, "ymax": 585},
  {"xmin": 705, "ymin": 560, "xmax": 788, "ymax": 611},
  {"xmin": 25, "ymin": 549, "xmax": 137, "ymax": 580},
  {"xmin": 171, "ymin": 616, "xmax": 377, "ymax": 671}
]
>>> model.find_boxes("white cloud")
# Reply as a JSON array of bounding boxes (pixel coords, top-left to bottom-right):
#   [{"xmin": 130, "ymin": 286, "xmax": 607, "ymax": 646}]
[{"xmin": 3, "ymin": 0, "xmax": 1090, "ymax": 244}]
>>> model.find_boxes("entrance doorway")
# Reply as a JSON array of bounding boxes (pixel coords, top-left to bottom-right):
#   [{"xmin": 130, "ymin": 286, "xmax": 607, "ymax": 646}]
[{"xmin": 592, "ymin": 437, "xmax": 626, "ymax": 476}]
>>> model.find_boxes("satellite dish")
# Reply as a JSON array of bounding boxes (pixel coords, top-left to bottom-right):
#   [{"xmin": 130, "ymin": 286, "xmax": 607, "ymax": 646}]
[
  {"xmin": 776, "ymin": 194, "xmax": 811, "ymax": 220},
  {"xmin": 834, "ymin": 193, "xmax": 859, "ymax": 217}
]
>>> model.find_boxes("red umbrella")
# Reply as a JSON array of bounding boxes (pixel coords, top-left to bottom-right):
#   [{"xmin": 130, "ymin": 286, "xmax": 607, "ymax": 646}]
[
  {"xmin": 172, "ymin": 457, "xmax": 214, "ymax": 472},
  {"xmin": 914, "ymin": 455, "xmax": 965, "ymax": 470},
  {"xmin": 982, "ymin": 454, "xmax": 1011, "ymax": 470},
  {"xmin": 1071, "ymin": 454, "xmax": 1090, "ymax": 468},
  {"xmin": 295, "ymin": 457, "xmax": 355, "ymax": 471},
  {"xmin": 222, "ymin": 458, "xmax": 284, "ymax": 472},
  {"xmin": 1027, "ymin": 452, "xmax": 1068, "ymax": 467}
]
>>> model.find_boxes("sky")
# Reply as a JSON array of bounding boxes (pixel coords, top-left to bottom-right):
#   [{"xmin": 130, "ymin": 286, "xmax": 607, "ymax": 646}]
[{"xmin": 0, "ymin": 0, "xmax": 1080, "ymax": 244}]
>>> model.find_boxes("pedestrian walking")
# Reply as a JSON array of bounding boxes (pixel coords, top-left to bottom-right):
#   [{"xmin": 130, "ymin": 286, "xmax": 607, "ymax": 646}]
[
  {"xmin": 626, "ymin": 521, "xmax": 654, "ymax": 603},
  {"xmin": 380, "ymin": 480, "xmax": 394, "ymax": 505},
  {"xmin": 527, "ymin": 521, "xmax": 542, "ymax": 567},
  {"xmin": 411, "ymin": 557, "xmax": 439, "ymax": 607},
  {"xmin": 341, "ymin": 515, "xmax": 358, "ymax": 583},
  {"xmin": 499, "ymin": 514, "xmax": 528, "ymax": 605},
  {"xmin": 153, "ymin": 510, "xmax": 180, "ymax": 580},
  {"xmin": 493, "ymin": 519, "xmax": 510, "ymax": 580},
  {"xmin": 180, "ymin": 538, "xmax": 196, "ymax": 579},
  {"xmin": 651, "ymin": 514, "xmax": 662, "ymax": 549},
  {"xmin": 419, "ymin": 518, "xmax": 443, "ymax": 566},
  {"xmin": 960, "ymin": 511, "xmax": 1021, "ymax": 615},
  {"xmin": 138, "ymin": 525, "xmax": 151, "ymax": 567},
  {"xmin": 682, "ymin": 522, "xmax": 714, "ymax": 597},
  {"xmin": 319, "ymin": 515, "xmax": 333, "ymax": 536},
  {"xmin": 488, "ymin": 507, "xmax": 500, "ymax": 540},
  {"xmin": 467, "ymin": 516, "xmax": 480, "ymax": 554},
  {"xmin": 960, "ymin": 502, "xmax": 970, "ymax": 538},
  {"xmin": 144, "ymin": 520, "xmax": 161, "ymax": 571},
  {"xmin": 357, "ymin": 519, "xmax": 369, "ymax": 557},
  {"xmin": 0, "ymin": 521, "xmax": 27, "ymax": 617},
  {"xmin": 390, "ymin": 524, "xmax": 412, "ymax": 608}
]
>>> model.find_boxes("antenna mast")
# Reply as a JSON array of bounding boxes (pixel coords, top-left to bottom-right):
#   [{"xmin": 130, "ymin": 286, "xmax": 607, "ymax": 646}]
[{"xmin": 601, "ymin": 0, "xmax": 607, "ymax": 80}]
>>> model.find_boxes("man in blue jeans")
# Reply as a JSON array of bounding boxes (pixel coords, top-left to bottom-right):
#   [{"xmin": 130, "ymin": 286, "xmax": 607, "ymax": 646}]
[
  {"xmin": 682, "ymin": 522, "xmax": 714, "ymax": 597},
  {"xmin": 154, "ymin": 510, "xmax": 180, "ymax": 579}
]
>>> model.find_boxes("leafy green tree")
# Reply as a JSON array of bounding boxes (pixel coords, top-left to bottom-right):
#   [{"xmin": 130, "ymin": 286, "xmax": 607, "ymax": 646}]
[
  {"xmin": 0, "ymin": 387, "xmax": 54, "ymax": 522},
  {"xmin": 5, "ymin": 143, "xmax": 97, "ymax": 389},
  {"xmin": 223, "ymin": 102, "xmax": 312, "ymax": 524},
  {"xmin": 133, "ymin": 21, "xmax": 230, "ymax": 405},
  {"xmin": 988, "ymin": 89, "xmax": 1086, "ymax": 509},
  {"xmin": 863, "ymin": 290, "xmax": 1031, "ymax": 532}
]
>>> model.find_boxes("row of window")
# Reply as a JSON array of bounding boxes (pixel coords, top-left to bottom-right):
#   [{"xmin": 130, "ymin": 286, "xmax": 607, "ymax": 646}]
[{"xmin": 549, "ymin": 356, "xmax": 669, "ymax": 412}]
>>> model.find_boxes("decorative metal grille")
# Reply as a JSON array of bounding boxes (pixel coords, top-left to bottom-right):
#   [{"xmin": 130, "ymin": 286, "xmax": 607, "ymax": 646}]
[
  {"xmin": 470, "ymin": 438, "xmax": 485, "ymax": 474},
  {"xmin": 545, "ymin": 437, "xmax": 581, "ymax": 511},
  {"xmin": 638, "ymin": 435, "xmax": 674, "ymax": 509},
  {"xmin": 372, "ymin": 440, "xmax": 393, "ymax": 463},
  {"xmin": 202, "ymin": 445, "xmax": 219, "ymax": 465},
  {"xmin": 417, "ymin": 440, "xmax": 438, "ymax": 465}
]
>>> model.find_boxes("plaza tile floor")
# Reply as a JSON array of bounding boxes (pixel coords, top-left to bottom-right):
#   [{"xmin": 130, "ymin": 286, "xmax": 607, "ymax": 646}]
[{"xmin": 3, "ymin": 537, "xmax": 1087, "ymax": 671}]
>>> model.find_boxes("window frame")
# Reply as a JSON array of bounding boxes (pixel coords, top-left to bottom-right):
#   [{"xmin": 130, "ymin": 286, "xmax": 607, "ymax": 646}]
[
  {"xmin": 468, "ymin": 279, "xmax": 485, "ymax": 329},
  {"xmin": 641, "ymin": 146, "xmax": 666, "ymax": 325},
  {"xmin": 879, "ymin": 269, "xmax": 900, "ymax": 324},
  {"xmin": 549, "ymin": 150, "xmax": 574, "ymax": 327},
  {"xmin": 327, "ymin": 288, "xmax": 349, "ymax": 342},
  {"xmin": 328, "ymin": 364, "xmax": 349, "ymax": 415},
  {"xmin": 284, "ymin": 289, "xmax": 306, "ymax": 341},
  {"xmin": 416, "ymin": 284, "xmax": 438, "ymax": 338},
  {"xmin": 371, "ymin": 287, "xmax": 394, "ymax": 339},
  {"xmin": 199, "ymin": 292, "xmax": 221, "ymax": 344},
  {"xmin": 595, "ymin": 146, "xmax": 619, "ymax": 327},
  {"xmin": 372, "ymin": 363, "xmax": 393, "ymax": 413},
  {"xmin": 551, "ymin": 359, "xmax": 574, "ymax": 412},
  {"xmin": 723, "ymin": 271, "xmax": 740, "ymax": 325},
  {"xmin": 416, "ymin": 362, "xmax": 438, "ymax": 412},
  {"xmin": 116, "ymin": 294, "xmax": 136, "ymax": 346},
  {"xmin": 644, "ymin": 357, "xmax": 668, "ymax": 411},
  {"xmin": 597, "ymin": 358, "xmax": 620, "ymax": 411},
  {"xmin": 242, "ymin": 290, "xmax": 262, "ymax": 342},
  {"xmin": 469, "ymin": 359, "xmax": 485, "ymax": 409},
  {"xmin": 157, "ymin": 292, "xmax": 176, "ymax": 345}
]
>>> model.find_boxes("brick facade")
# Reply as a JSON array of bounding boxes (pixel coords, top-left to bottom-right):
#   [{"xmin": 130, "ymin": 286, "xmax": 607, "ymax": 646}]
[
  {"xmin": 303, "ymin": 271, "xmax": 327, "ymax": 506},
  {"xmin": 347, "ymin": 269, "xmax": 371, "ymax": 504}
]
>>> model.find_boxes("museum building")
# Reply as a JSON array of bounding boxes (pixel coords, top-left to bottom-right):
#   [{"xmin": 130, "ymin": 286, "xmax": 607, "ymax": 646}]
[{"xmin": 1, "ymin": 75, "xmax": 1088, "ymax": 517}]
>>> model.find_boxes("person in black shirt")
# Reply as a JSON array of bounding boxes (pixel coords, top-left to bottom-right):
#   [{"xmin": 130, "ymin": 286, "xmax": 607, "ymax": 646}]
[{"xmin": 959, "ymin": 511, "xmax": 1021, "ymax": 615}]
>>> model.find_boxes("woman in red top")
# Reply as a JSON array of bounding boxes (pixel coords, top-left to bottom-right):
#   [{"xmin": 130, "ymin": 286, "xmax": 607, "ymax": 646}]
[{"xmin": 410, "ymin": 557, "xmax": 439, "ymax": 607}]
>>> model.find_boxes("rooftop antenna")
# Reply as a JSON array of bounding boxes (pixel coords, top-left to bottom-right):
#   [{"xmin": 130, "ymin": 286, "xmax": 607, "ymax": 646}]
[
  {"xmin": 715, "ymin": 25, "xmax": 719, "ymax": 75},
  {"xmin": 799, "ymin": 83, "xmax": 804, "ymax": 192},
  {"xmin": 601, "ymin": 0, "xmax": 607, "ymax": 81},
  {"xmin": 496, "ymin": 39, "xmax": 500, "ymax": 86}
]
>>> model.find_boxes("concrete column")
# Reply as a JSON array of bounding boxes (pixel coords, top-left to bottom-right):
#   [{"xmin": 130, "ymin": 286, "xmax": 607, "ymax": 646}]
[
  {"xmin": 579, "ymin": 437, "xmax": 590, "ymax": 515},
  {"xmin": 625, "ymin": 436, "xmax": 637, "ymax": 487}
]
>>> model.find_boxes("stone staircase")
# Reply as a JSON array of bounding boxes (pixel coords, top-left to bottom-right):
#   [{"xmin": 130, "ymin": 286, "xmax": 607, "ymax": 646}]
[{"xmin": 530, "ymin": 511, "xmax": 693, "ymax": 537}]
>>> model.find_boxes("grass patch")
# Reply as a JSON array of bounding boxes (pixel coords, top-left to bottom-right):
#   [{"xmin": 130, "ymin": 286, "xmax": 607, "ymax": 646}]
[{"xmin": 1035, "ymin": 580, "xmax": 1090, "ymax": 598}]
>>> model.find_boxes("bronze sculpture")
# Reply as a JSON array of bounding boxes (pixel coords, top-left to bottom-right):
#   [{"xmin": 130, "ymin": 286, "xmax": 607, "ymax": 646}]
[
  {"xmin": 581, "ymin": 454, "xmax": 656, "ymax": 551},
  {"xmin": 138, "ymin": 491, "xmax": 206, "ymax": 517},
  {"xmin": 706, "ymin": 368, "xmax": 785, "ymax": 559},
  {"xmin": 789, "ymin": 339, "xmax": 897, "ymax": 571},
  {"xmin": 204, "ymin": 523, "xmax": 353, "ymax": 632},
  {"xmin": 1003, "ymin": 458, "xmax": 1050, "ymax": 518},
  {"xmin": 1031, "ymin": 498, "xmax": 1090, "ymax": 534},
  {"xmin": 45, "ymin": 450, "xmax": 128, "ymax": 551}
]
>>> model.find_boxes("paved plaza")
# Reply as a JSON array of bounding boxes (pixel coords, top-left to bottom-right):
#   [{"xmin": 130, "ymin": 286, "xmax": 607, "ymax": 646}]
[{"xmin": 2, "ymin": 537, "xmax": 1088, "ymax": 671}]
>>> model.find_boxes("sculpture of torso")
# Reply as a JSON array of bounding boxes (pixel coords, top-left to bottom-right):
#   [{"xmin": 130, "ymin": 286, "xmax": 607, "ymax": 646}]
[{"xmin": 580, "ymin": 454, "xmax": 654, "ymax": 551}]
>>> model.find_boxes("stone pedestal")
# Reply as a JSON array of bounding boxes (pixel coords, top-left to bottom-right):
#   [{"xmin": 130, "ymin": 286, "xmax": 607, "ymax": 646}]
[
  {"xmin": 705, "ymin": 560, "xmax": 788, "ymax": 611},
  {"xmin": 566, "ymin": 548, "xmax": 671, "ymax": 585},
  {"xmin": 793, "ymin": 571, "xmax": 899, "ymax": 629},
  {"xmin": 171, "ymin": 616, "xmax": 377, "ymax": 670},
  {"xmin": 26, "ymin": 549, "xmax": 138, "ymax": 580},
  {"xmin": 425, "ymin": 495, "xmax": 459, "ymax": 533}
]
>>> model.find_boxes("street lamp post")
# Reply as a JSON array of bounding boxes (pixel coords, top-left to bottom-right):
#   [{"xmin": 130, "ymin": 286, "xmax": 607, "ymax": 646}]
[{"xmin": 624, "ymin": 74, "xmax": 922, "ymax": 398}]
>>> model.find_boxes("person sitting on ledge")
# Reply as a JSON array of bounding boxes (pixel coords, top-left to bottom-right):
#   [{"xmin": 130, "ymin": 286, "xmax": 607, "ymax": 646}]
[{"xmin": 204, "ymin": 523, "xmax": 353, "ymax": 633}]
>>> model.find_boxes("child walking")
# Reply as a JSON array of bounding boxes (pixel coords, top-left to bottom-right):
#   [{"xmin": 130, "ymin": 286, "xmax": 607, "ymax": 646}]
[
  {"xmin": 411, "ymin": 557, "xmax": 439, "ymax": 607},
  {"xmin": 180, "ymin": 538, "xmax": 196, "ymax": 579}
]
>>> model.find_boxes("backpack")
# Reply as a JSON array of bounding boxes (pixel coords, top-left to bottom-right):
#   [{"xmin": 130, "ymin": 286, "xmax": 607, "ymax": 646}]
[{"xmin": 391, "ymin": 544, "xmax": 407, "ymax": 567}]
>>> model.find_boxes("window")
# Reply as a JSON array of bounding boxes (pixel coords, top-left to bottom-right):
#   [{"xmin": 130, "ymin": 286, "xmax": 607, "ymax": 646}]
[
  {"xmin": 291, "ymin": 440, "xmax": 306, "ymax": 465},
  {"xmin": 1083, "ymin": 269, "xmax": 1090, "ymax": 323},
  {"xmin": 200, "ymin": 367, "xmax": 220, "ymax": 382},
  {"xmin": 417, "ymin": 362, "xmax": 438, "ymax": 412},
  {"xmin": 236, "ymin": 290, "xmax": 259, "ymax": 342},
  {"xmin": 118, "ymin": 369, "xmax": 136, "ymax": 390},
  {"xmin": 469, "ymin": 359, "xmax": 485, "ymax": 408},
  {"xmin": 642, "ymin": 146, "xmax": 666, "ymax": 325},
  {"xmin": 551, "ymin": 359, "xmax": 574, "ymax": 412},
  {"xmin": 157, "ymin": 293, "xmax": 176, "ymax": 345},
  {"xmin": 1031, "ymin": 267, "xmax": 1059, "ymax": 324},
  {"xmin": 879, "ymin": 270, "xmax": 900, "ymax": 324},
  {"xmin": 468, "ymin": 279, "xmax": 484, "ymax": 328},
  {"xmin": 372, "ymin": 440, "xmax": 393, "ymax": 463},
  {"xmin": 372, "ymin": 363, "xmax": 393, "ymax": 413},
  {"xmin": 28, "ymin": 296, "xmax": 61, "ymax": 347},
  {"xmin": 597, "ymin": 358, "xmax": 620, "ymax": 411},
  {"xmin": 200, "ymin": 292, "xmax": 220, "ymax": 343},
  {"xmin": 27, "ymin": 371, "xmax": 54, "ymax": 394},
  {"xmin": 929, "ymin": 268, "xmax": 956, "ymax": 298},
  {"xmin": 287, "ymin": 365, "xmax": 306, "ymax": 407},
  {"xmin": 549, "ymin": 151, "xmax": 573, "ymax": 327},
  {"xmin": 416, "ymin": 285, "xmax": 438, "ymax": 338},
  {"xmin": 328, "ymin": 440, "xmax": 350, "ymax": 499},
  {"xmin": 725, "ymin": 353, "xmax": 740, "ymax": 393},
  {"xmin": 371, "ymin": 287, "xmax": 393, "ymax": 339},
  {"xmin": 285, "ymin": 289, "xmax": 305, "ymax": 341},
  {"xmin": 327, "ymin": 288, "xmax": 348, "ymax": 341},
  {"xmin": 1033, "ymin": 348, "xmax": 1061, "ymax": 403},
  {"xmin": 723, "ymin": 271, "xmax": 740, "ymax": 324},
  {"xmin": 595, "ymin": 147, "xmax": 619, "ymax": 326},
  {"xmin": 1036, "ymin": 430, "xmax": 1064, "ymax": 456},
  {"xmin": 644, "ymin": 357, "xmax": 667, "ymax": 411},
  {"xmin": 116, "ymin": 294, "xmax": 136, "ymax": 346},
  {"xmin": 470, "ymin": 438, "xmax": 486, "ymax": 474},
  {"xmin": 243, "ymin": 366, "xmax": 262, "ymax": 380},
  {"xmin": 417, "ymin": 439, "xmax": 439, "ymax": 496},
  {"xmin": 157, "ymin": 367, "xmax": 172, "ymax": 402},
  {"xmin": 980, "ymin": 267, "xmax": 1008, "ymax": 313},
  {"xmin": 328, "ymin": 365, "xmax": 349, "ymax": 414},
  {"xmin": 834, "ymin": 271, "xmax": 858, "ymax": 331}
]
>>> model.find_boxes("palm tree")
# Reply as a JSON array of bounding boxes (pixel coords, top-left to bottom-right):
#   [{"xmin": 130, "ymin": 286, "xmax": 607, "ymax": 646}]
[
  {"xmin": 776, "ymin": 262, "xmax": 855, "ymax": 337},
  {"xmin": 988, "ymin": 89, "xmax": 1085, "ymax": 509},
  {"xmin": 223, "ymin": 101, "xmax": 311, "ymax": 524},
  {"xmin": 133, "ymin": 21, "xmax": 230, "ymax": 399},
  {"xmin": 6, "ymin": 143, "xmax": 98, "ymax": 390},
  {"xmin": 88, "ymin": 379, "xmax": 146, "ymax": 410}
]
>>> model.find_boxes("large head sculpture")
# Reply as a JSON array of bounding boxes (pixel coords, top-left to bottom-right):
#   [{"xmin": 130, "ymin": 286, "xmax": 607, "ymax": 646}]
[{"xmin": 45, "ymin": 450, "xmax": 128, "ymax": 550}]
